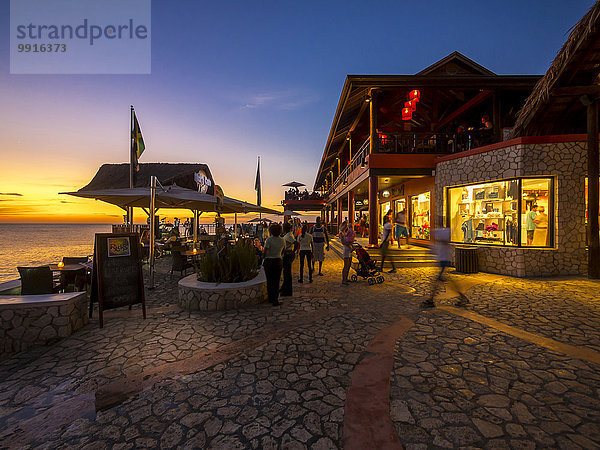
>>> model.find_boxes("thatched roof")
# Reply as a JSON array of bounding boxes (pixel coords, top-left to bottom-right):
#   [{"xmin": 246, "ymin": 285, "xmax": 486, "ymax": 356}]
[
  {"xmin": 512, "ymin": 1, "xmax": 600, "ymax": 137},
  {"xmin": 80, "ymin": 163, "xmax": 214, "ymax": 193}
]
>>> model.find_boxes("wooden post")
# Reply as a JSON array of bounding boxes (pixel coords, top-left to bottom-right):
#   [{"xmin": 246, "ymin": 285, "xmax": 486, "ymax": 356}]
[
  {"xmin": 588, "ymin": 101, "xmax": 600, "ymax": 278},
  {"xmin": 337, "ymin": 198, "xmax": 342, "ymax": 232},
  {"xmin": 369, "ymin": 91, "xmax": 377, "ymax": 154},
  {"xmin": 368, "ymin": 176, "xmax": 378, "ymax": 247},
  {"xmin": 493, "ymin": 91, "xmax": 501, "ymax": 142},
  {"xmin": 348, "ymin": 191, "xmax": 355, "ymax": 227}
]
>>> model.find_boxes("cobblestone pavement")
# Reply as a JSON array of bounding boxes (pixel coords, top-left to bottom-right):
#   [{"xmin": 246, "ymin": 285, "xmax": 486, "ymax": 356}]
[{"xmin": 0, "ymin": 252, "xmax": 599, "ymax": 448}]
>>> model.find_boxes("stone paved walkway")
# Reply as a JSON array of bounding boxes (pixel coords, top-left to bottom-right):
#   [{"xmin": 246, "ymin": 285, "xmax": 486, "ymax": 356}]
[{"xmin": 0, "ymin": 251, "xmax": 599, "ymax": 449}]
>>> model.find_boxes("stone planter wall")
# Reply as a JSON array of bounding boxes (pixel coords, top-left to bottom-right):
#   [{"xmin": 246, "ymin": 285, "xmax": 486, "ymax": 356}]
[
  {"xmin": 0, "ymin": 291, "xmax": 88, "ymax": 358},
  {"xmin": 436, "ymin": 140, "xmax": 588, "ymax": 277},
  {"xmin": 178, "ymin": 269, "xmax": 267, "ymax": 311}
]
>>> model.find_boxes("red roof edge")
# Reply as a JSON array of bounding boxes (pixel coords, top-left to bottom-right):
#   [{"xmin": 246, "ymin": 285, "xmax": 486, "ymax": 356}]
[{"xmin": 434, "ymin": 134, "xmax": 588, "ymax": 164}]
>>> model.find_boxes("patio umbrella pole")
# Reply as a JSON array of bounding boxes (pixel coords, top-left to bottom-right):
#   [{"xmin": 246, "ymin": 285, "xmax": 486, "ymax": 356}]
[
  {"xmin": 194, "ymin": 210, "xmax": 198, "ymax": 247},
  {"xmin": 149, "ymin": 175, "xmax": 156, "ymax": 290},
  {"xmin": 234, "ymin": 213, "xmax": 237, "ymax": 240}
]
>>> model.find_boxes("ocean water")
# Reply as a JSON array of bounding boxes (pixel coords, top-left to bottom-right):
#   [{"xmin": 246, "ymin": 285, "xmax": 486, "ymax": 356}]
[{"xmin": 0, "ymin": 223, "xmax": 111, "ymax": 283}]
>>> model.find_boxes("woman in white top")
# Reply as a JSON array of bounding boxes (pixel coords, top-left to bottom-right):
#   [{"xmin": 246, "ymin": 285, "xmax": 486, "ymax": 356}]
[
  {"xmin": 263, "ymin": 223, "xmax": 284, "ymax": 306},
  {"xmin": 296, "ymin": 224, "xmax": 313, "ymax": 283},
  {"xmin": 532, "ymin": 206, "xmax": 549, "ymax": 247}
]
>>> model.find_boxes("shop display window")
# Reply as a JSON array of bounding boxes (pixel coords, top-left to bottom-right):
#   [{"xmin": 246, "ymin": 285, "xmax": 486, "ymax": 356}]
[
  {"xmin": 411, "ymin": 192, "xmax": 430, "ymax": 240},
  {"xmin": 447, "ymin": 177, "xmax": 553, "ymax": 248}
]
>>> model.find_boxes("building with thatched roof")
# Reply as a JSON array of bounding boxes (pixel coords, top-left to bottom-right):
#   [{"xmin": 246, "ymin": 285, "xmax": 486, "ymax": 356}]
[
  {"xmin": 80, "ymin": 163, "xmax": 215, "ymax": 195},
  {"xmin": 314, "ymin": 2, "xmax": 600, "ymax": 278},
  {"xmin": 433, "ymin": 1, "xmax": 600, "ymax": 277}
]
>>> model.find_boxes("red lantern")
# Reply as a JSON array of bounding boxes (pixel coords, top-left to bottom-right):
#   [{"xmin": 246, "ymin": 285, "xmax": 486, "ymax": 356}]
[
  {"xmin": 378, "ymin": 133, "xmax": 388, "ymax": 144},
  {"xmin": 409, "ymin": 89, "xmax": 421, "ymax": 101},
  {"xmin": 405, "ymin": 100, "xmax": 417, "ymax": 111},
  {"xmin": 402, "ymin": 107, "xmax": 412, "ymax": 121}
]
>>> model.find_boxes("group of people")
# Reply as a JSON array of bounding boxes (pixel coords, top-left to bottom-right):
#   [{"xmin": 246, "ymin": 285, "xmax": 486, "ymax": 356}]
[
  {"xmin": 525, "ymin": 204, "xmax": 549, "ymax": 246},
  {"xmin": 260, "ymin": 217, "xmax": 330, "ymax": 306},
  {"xmin": 284, "ymin": 188, "xmax": 323, "ymax": 201}
]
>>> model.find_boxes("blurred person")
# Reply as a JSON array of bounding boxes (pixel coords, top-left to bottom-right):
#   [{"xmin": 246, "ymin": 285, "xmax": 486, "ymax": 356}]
[
  {"xmin": 339, "ymin": 220, "xmax": 355, "ymax": 285},
  {"xmin": 380, "ymin": 214, "xmax": 396, "ymax": 273},
  {"xmin": 280, "ymin": 222, "xmax": 297, "ymax": 296},
  {"xmin": 422, "ymin": 228, "xmax": 469, "ymax": 308}
]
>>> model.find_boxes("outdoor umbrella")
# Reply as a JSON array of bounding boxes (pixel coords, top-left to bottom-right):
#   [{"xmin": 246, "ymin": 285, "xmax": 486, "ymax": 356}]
[
  {"xmin": 282, "ymin": 210, "xmax": 301, "ymax": 216},
  {"xmin": 282, "ymin": 181, "xmax": 306, "ymax": 188},
  {"xmin": 247, "ymin": 218, "xmax": 272, "ymax": 223}
]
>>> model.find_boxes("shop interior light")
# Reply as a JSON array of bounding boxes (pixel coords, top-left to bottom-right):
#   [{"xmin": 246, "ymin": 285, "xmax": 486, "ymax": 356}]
[
  {"xmin": 382, "ymin": 190, "xmax": 391, "ymax": 198},
  {"xmin": 364, "ymin": 199, "xmax": 369, "ymax": 205}
]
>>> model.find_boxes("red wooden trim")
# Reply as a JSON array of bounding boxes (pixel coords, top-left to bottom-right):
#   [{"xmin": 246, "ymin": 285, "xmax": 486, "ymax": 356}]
[
  {"xmin": 368, "ymin": 153, "xmax": 437, "ymax": 169},
  {"xmin": 435, "ymin": 134, "xmax": 588, "ymax": 163}
]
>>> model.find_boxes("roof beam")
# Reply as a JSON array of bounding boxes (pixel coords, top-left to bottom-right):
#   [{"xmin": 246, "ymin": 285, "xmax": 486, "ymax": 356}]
[
  {"xmin": 552, "ymin": 86, "xmax": 600, "ymax": 97},
  {"xmin": 435, "ymin": 89, "xmax": 494, "ymax": 131}
]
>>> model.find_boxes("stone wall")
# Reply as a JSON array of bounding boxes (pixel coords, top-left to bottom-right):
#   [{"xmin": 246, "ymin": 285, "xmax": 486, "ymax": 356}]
[
  {"xmin": 0, "ymin": 292, "xmax": 89, "ymax": 358},
  {"xmin": 435, "ymin": 140, "xmax": 587, "ymax": 277},
  {"xmin": 178, "ymin": 269, "xmax": 267, "ymax": 311}
]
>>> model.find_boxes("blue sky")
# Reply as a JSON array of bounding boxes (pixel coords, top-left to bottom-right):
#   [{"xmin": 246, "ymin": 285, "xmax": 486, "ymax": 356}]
[{"xmin": 0, "ymin": 0, "xmax": 595, "ymax": 221}]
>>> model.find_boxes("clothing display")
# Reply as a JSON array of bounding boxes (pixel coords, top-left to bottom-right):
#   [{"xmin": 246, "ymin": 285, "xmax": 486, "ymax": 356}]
[
  {"xmin": 448, "ymin": 177, "xmax": 552, "ymax": 248},
  {"xmin": 461, "ymin": 218, "xmax": 474, "ymax": 243}
]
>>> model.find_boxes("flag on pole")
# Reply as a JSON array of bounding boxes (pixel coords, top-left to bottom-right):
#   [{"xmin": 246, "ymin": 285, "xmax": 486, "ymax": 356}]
[
  {"xmin": 254, "ymin": 157, "xmax": 261, "ymax": 206},
  {"xmin": 132, "ymin": 112, "xmax": 145, "ymax": 171}
]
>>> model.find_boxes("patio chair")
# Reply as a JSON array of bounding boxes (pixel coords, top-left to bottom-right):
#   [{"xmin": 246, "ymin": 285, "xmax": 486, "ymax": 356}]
[
  {"xmin": 171, "ymin": 249, "xmax": 193, "ymax": 279},
  {"xmin": 61, "ymin": 256, "xmax": 89, "ymax": 292},
  {"xmin": 18, "ymin": 266, "xmax": 61, "ymax": 295}
]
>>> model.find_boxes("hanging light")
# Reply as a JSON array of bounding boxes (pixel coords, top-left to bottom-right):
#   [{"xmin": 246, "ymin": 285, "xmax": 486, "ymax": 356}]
[
  {"xmin": 409, "ymin": 89, "xmax": 421, "ymax": 101},
  {"xmin": 402, "ymin": 107, "xmax": 412, "ymax": 121},
  {"xmin": 382, "ymin": 190, "xmax": 391, "ymax": 198},
  {"xmin": 405, "ymin": 99, "xmax": 418, "ymax": 111},
  {"xmin": 365, "ymin": 96, "xmax": 371, "ymax": 103}
]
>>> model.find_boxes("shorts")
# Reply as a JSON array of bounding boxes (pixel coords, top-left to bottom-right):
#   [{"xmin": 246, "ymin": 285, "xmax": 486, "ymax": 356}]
[
  {"xmin": 527, "ymin": 230, "xmax": 534, "ymax": 240},
  {"xmin": 395, "ymin": 225, "xmax": 409, "ymax": 238},
  {"xmin": 343, "ymin": 245, "xmax": 351, "ymax": 259}
]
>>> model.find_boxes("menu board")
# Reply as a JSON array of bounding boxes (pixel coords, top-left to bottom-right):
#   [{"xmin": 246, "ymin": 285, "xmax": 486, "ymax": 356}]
[{"xmin": 90, "ymin": 233, "xmax": 146, "ymax": 327}]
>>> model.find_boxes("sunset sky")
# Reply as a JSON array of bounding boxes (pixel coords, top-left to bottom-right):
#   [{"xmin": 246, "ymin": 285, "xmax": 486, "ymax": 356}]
[{"xmin": 0, "ymin": 0, "xmax": 594, "ymax": 223}]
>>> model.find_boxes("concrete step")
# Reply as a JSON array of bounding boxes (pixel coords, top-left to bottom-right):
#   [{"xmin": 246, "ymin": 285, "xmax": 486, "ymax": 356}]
[{"xmin": 329, "ymin": 239, "xmax": 438, "ymax": 268}]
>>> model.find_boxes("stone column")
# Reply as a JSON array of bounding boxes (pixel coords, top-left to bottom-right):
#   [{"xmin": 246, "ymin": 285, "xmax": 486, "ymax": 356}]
[
  {"xmin": 337, "ymin": 198, "xmax": 343, "ymax": 232},
  {"xmin": 588, "ymin": 100, "xmax": 600, "ymax": 278}
]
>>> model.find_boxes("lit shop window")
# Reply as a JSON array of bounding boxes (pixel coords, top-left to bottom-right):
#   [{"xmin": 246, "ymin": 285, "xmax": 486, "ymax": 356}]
[
  {"xmin": 584, "ymin": 178, "xmax": 600, "ymax": 227},
  {"xmin": 411, "ymin": 192, "xmax": 430, "ymax": 240},
  {"xmin": 447, "ymin": 178, "xmax": 553, "ymax": 247}
]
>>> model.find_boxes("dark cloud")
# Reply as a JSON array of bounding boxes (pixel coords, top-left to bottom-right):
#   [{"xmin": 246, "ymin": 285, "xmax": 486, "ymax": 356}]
[{"xmin": 0, "ymin": 193, "xmax": 23, "ymax": 196}]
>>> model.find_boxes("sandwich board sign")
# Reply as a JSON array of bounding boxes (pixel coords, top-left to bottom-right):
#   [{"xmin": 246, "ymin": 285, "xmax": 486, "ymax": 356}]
[{"xmin": 90, "ymin": 232, "xmax": 146, "ymax": 327}]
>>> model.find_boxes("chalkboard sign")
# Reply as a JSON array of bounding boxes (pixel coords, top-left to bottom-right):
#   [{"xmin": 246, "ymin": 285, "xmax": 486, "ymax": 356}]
[{"xmin": 90, "ymin": 233, "xmax": 146, "ymax": 327}]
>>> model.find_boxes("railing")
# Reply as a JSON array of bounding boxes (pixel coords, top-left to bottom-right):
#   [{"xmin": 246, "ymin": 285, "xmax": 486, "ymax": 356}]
[
  {"xmin": 330, "ymin": 138, "xmax": 370, "ymax": 194},
  {"xmin": 376, "ymin": 130, "xmax": 495, "ymax": 154}
]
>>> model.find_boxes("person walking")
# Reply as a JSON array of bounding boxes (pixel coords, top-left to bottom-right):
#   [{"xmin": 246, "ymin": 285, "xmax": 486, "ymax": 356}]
[
  {"xmin": 421, "ymin": 227, "xmax": 469, "ymax": 308},
  {"xmin": 310, "ymin": 217, "xmax": 329, "ymax": 276},
  {"xmin": 263, "ymin": 223, "xmax": 284, "ymax": 306},
  {"xmin": 339, "ymin": 221, "xmax": 354, "ymax": 285},
  {"xmin": 394, "ymin": 207, "xmax": 410, "ymax": 249},
  {"xmin": 380, "ymin": 214, "xmax": 397, "ymax": 273},
  {"xmin": 296, "ymin": 224, "xmax": 313, "ymax": 283},
  {"xmin": 280, "ymin": 222, "xmax": 296, "ymax": 296}
]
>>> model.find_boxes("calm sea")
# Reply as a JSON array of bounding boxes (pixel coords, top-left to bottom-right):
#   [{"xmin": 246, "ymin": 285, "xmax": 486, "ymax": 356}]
[{"xmin": 0, "ymin": 223, "xmax": 112, "ymax": 283}]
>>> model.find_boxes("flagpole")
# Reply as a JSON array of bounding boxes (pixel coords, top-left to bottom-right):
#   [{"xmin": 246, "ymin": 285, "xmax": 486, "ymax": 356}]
[
  {"xmin": 129, "ymin": 105, "xmax": 135, "ymax": 231},
  {"xmin": 258, "ymin": 156, "xmax": 261, "ymax": 221}
]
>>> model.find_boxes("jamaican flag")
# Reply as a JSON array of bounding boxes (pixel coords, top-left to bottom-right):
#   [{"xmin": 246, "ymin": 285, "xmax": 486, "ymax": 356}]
[{"xmin": 132, "ymin": 112, "xmax": 145, "ymax": 169}]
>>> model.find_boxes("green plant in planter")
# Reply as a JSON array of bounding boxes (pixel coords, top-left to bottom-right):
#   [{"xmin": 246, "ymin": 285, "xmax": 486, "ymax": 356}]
[{"xmin": 196, "ymin": 240, "xmax": 258, "ymax": 284}]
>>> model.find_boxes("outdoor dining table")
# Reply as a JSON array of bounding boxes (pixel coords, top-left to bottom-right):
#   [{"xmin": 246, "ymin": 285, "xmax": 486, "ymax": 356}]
[{"xmin": 182, "ymin": 249, "xmax": 205, "ymax": 262}]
